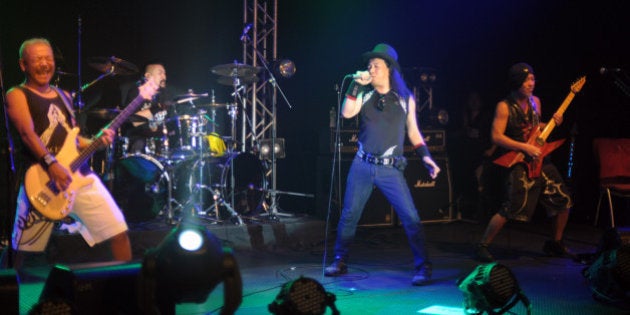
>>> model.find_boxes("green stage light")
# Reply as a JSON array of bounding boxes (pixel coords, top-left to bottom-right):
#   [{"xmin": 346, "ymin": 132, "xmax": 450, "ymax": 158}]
[{"xmin": 457, "ymin": 262, "xmax": 531, "ymax": 315}]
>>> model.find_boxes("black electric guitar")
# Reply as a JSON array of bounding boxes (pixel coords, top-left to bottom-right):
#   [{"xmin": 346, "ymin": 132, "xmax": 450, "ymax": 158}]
[
  {"xmin": 25, "ymin": 80, "xmax": 158, "ymax": 220},
  {"xmin": 493, "ymin": 76, "xmax": 586, "ymax": 178}
]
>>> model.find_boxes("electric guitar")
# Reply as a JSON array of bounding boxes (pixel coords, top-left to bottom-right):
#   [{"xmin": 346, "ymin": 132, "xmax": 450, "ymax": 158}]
[
  {"xmin": 25, "ymin": 80, "xmax": 158, "ymax": 220},
  {"xmin": 493, "ymin": 76, "xmax": 586, "ymax": 178}
]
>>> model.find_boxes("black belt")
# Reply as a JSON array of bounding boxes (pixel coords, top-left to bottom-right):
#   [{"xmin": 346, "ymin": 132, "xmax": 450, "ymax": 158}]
[{"xmin": 357, "ymin": 150, "xmax": 399, "ymax": 166}]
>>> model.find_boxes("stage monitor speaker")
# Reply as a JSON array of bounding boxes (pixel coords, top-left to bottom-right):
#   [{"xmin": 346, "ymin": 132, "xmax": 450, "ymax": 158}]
[
  {"xmin": 37, "ymin": 261, "xmax": 141, "ymax": 315},
  {"xmin": 316, "ymin": 156, "xmax": 395, "ymax": 227},
  {"xmin": 0, "ymin": 269, "xmax": 19, "ymax": 315},
  {"xmin": 403, "ymin": 155, "xmax": 453, "ymax": 223}
]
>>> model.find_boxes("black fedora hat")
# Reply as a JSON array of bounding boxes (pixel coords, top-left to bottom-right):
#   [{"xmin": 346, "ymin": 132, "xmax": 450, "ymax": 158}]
[{"xmin": 362, "ymin": 43, "xmax": 401, "ymax": 72}]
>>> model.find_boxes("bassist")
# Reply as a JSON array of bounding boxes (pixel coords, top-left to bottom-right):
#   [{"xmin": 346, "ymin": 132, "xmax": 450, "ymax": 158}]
[{"xmin": 2, "ymin": 38, "xmax": 147, "ymax": 268}]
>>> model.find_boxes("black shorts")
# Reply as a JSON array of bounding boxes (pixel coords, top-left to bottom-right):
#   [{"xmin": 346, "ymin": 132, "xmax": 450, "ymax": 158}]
[{"xmin": 484, "ymin": 162, "xmax": 573, "ymax": 222}]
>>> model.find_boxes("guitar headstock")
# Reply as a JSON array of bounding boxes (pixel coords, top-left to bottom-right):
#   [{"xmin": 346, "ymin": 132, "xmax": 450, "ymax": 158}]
[
  {"xmin": 138, "ymin": 79, "xmax": 159, "ymax": 100},
  {"xmin": 571, "ymin": 76, "xmax": 586, "ymax": 93}
]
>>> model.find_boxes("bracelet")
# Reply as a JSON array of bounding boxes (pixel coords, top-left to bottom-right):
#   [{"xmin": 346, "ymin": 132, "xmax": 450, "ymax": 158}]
[
  {"xmin": 40, "ymin": 153, "xmax": 57, "ymax": 169},
  {"xmin": 414, "ymin": 144, "xmax": 431, "ymax": 160}
]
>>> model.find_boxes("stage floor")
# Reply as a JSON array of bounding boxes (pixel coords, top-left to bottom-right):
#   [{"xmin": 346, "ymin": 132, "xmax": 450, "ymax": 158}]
[{"xmin": 8, "ymin": 214, "xmax": 630, "ymax": 314}]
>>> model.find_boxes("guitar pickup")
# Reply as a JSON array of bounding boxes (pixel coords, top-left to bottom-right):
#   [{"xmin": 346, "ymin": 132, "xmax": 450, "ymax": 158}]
[{"xmin": 32, "ymin": 191, "xmax": 51, "ymax": 206}]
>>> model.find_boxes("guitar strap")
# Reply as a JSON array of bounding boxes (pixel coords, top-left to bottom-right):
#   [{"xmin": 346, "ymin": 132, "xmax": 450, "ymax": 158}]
[{"xmin": 51, "ymin": 86, "xmax": 76, "ymax": 121}]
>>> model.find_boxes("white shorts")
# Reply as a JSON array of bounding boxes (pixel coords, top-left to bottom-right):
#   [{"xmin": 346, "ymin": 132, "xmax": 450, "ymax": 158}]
[{"xmin": 12, "ymin": 173, "xmax": 128, "ymax": 252}]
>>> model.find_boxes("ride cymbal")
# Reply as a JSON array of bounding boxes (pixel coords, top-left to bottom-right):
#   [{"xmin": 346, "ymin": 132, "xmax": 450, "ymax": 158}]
[
  {"xmin": 211, "ymin": 62, "xmax": 261, "ymax": 78},
  {"xmin": 216, "ymin": 75, "xmax": 260, "ymax": 86},
  {"xmin": 88, "ymin": 56, "xmax": 139, "ymax": 75}
]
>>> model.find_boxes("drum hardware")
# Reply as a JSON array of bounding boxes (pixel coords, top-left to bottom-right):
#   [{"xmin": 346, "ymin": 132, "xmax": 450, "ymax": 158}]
[{"xmin": 174, "ymin": 127, "xmax": 243, "ymax": 225}]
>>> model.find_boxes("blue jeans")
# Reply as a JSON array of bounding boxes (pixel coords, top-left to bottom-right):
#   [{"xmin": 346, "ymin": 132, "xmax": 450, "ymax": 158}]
[{"xmin": 333, "ymin": 156, "xmax": 430, "ymax": 269}]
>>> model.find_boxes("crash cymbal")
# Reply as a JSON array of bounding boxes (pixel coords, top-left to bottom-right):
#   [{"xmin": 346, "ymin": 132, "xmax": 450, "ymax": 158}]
[
  {"xmin": 173, "ymin": 91, "xmax": 208, "ymax": 104},
  {"xmin": 216, "ymin": 75, "xmax": 260, "ymax": 86},
  {"xmin": 88, "ymin": 56, "xmax": 139, "ymax": 75},
  {"xmin": 211, "ymin": 62, "xmax": 261, "ymax": 78}
]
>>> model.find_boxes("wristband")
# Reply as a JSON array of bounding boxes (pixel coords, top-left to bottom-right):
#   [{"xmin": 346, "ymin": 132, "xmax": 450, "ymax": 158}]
[
  {"xmin": 345, "ymin": 81, "xmax": 361, "ymax": 99},
  {"xmin": 41, "ymin": 153, "xmax": 57, "ymax": 169},
  {"xmin": 414, "ymin": 144, "xmax": 431, "ymax": 160}
]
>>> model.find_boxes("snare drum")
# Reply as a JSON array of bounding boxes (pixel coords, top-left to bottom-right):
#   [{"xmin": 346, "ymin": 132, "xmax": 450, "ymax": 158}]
[{"xmin": 167, "ymin": 115, "xmax": 208, "ymax": 160}]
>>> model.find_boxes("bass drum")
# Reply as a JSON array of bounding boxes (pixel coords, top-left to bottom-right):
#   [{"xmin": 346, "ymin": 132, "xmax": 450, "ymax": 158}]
[
  {"xmin": 113, "ymin": 154, "xmax": 168, "ymax": 222},
  {"xmin": 220, "ymin": 153, "xmax": 268, "ymax": 215}
]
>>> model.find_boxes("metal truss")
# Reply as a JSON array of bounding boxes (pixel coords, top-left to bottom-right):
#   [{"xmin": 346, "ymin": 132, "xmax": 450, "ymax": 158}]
[{"xmin": 241, "ymin": 0, "xmax": 277, "ymax": 152}]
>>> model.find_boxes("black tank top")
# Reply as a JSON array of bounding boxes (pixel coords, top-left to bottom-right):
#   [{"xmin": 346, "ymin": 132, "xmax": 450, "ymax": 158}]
[
  {"xmin": 17, "ymin": 86, "xmax": 74, "ymax": 166},
  {"xmin": 358, "ymin": 90, "xmax": 407, "ymax": 156},
  {"xmin": 493, "ymin": 96, "xmax": 538, "ymax": 158}
]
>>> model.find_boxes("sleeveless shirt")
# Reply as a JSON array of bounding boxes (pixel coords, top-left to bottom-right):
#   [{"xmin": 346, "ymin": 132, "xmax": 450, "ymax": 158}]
[
  {"xmin": 358, "ymin": 90, "xmax": 407, "ymax": 156},
  {"xmin": 16, "ymin": 87, "xmax": 74, "ymax": 166}
]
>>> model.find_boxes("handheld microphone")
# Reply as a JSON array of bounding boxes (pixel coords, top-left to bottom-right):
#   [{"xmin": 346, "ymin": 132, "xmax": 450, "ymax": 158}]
[
  {"xmin": 349, "ymin": 71, "xmax": 370, "ymax": 80},
  {"xmin": 240, "ymin": 23, "xmax": 253, "ymax": 41},
  {"xmin": 600, "ymin": 67, "xmax": 621, "ymax": 74}
]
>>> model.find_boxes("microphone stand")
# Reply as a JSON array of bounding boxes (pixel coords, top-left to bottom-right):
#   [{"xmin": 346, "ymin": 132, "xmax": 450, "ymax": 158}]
[{"xmin": 242, "ymin": 34, "xmax": 296, "ymax": 221}]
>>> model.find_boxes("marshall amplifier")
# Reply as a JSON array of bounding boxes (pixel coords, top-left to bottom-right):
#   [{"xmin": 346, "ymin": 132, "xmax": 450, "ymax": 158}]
[
  {"xmin": 401, "ymin": 155, "xmax": 453, "ymax": 223},
  {"xmin": 330, "ymin": 129, "xmax": 360, "ymax": 154},
  {"xmin": 331, "ymin": 128, "xmax": 446, "ymax": 154},
  {"xmin": 420, "ymin": 129, "xmax": 447, "ymax": 153}
]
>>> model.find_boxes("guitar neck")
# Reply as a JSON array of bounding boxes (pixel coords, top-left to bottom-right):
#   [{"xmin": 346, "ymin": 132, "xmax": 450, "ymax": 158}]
[
  {"xmin": 69, "ymin": 94, "xmax": 147, "ymax": 172},
  {"xmin": 538, "ymin": 90, "xmax": 577, "ymax": 141}
]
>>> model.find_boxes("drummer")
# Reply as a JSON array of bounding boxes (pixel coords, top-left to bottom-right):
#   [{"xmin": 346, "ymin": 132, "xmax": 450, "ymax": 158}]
[{"xmin": 123, "ymin": 60, "xmax": 176, "ymax": 154}]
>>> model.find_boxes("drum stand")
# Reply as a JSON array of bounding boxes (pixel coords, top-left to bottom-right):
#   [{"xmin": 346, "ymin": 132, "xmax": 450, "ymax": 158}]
[{"xmin": 184, "ymin": 133, "xmax": 243, "ymax": 225}]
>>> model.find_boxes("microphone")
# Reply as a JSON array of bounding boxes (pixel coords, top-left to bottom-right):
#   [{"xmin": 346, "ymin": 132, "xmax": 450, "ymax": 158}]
[
  {"xmin": 348, "ymin": 70, "xmax": 370, "ymax": 80},
  {"xmin": 600, "ymin": 67, "xmax": 621, "ymax": 74},
  {"xmin": 240, "ymin": 23, "xmax": 253, "ymax": 41}
]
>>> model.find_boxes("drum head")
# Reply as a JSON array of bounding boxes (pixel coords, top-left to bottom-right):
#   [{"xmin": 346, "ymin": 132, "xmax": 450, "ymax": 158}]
[
  {"xmin": 114, "ymin": 154, "xmax": 167, "ymax": 222},
  {"xmin": 222, "ymin": 153, "xmax": 268, "ymax": 214}
]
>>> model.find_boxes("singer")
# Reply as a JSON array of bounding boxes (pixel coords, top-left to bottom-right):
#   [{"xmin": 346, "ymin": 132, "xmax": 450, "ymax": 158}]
[{"xmin": 325, "ymin": 43, "xmax": 440, "ymax": 286}]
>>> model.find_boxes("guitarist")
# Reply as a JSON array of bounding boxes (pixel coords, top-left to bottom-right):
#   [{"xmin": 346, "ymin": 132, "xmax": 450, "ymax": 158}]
[
  {"xmin": 474, "ymin": 63, "xmax": 575, "ymax": 262},
  {"xmin": 3, "ymin": 38, "xmax": 138, "ymax": 268}
]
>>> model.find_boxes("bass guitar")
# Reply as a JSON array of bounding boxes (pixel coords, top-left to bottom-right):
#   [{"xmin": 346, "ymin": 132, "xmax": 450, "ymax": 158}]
[
  {"xmin": 25, "ymin": 80, "xmax": 158, "ymax": 220},
  {"xmin": 493, "ymin": 76, "xmax": 586, "ymax": 178}
]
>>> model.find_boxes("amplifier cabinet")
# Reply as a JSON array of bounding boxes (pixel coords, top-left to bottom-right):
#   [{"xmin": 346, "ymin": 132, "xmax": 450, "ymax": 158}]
[
  {"xmin": 330, "ymin": 128, "xmax": 446, "ymax": 154},
  {"xmin": 402, "ymin": 155, "xmax": 453, "ymax": 223}
]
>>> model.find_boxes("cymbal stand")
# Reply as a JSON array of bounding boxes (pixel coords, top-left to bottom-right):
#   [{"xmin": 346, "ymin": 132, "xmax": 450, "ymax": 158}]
[{"xmin": 158, "ymin": 121, "xmax": 181, "ymax": 226}]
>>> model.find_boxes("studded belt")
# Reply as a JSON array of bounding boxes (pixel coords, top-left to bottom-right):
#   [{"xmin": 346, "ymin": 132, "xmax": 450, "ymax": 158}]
[{"xmin": 357, "ymin": 150, "xmax": 399, "ymax": 166}]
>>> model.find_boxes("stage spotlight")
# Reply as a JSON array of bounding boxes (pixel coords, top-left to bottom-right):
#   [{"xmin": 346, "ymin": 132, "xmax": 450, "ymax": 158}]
[
  {"xmin": 584, "ymin": 244, "xmax": 630, "ymax": 304},
  {"xmin": 140, "ymin": 222, "xmax": 242, "ymax": 315},
  {"xmin": 268, "ymin": 276, "xmax": 339, "ymax": 315},
  {"xmin": 274, "ymin": 59, "xmax": 296, "ymax": 78},
  {"xmin": 457, "ymin": 262, "xmax": 531, "ymax": 315},
  {"xmin": 259, "ymin": 138, "xmax": 286, "ymax": 160}
]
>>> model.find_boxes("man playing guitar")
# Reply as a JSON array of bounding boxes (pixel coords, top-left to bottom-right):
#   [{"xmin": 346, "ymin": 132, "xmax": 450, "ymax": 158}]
[
  {"xmin": 4, "ymin": 38, "xmax": 157, "ymax": 268},
  {"xmin": 474, "ymin": 62, "xmax": 576, "ymax": 262}
]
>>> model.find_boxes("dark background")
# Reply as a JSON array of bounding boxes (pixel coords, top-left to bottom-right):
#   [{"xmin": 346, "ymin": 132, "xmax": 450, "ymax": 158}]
[{"xmin": 2, "ymin": 1, "xmax": 629, "ymax": 226}]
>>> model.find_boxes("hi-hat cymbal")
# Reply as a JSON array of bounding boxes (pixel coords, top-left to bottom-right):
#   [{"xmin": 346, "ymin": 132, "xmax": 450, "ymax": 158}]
[
  {"xmin": 211, "ymin": 62, "xmax": 261, "ymax": 78},
  {"xmin": 216, "ymin": 75, "xmax": 260, "ymax": 86},
  {"xmin": 88, "ymin": 56, "xmax": 139, "ymax": 75}
]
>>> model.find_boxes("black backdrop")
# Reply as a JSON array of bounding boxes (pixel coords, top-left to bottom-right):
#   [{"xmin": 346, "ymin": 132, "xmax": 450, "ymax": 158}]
[{"xmin": 2, "ymin": 0, "xmax": 629, "ymax": 223}]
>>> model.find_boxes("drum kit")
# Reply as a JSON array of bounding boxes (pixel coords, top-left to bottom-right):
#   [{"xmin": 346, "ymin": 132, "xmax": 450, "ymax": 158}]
[{"xmin": 84, "ymin": 57, "xmax": 267, "ymax": 226}]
